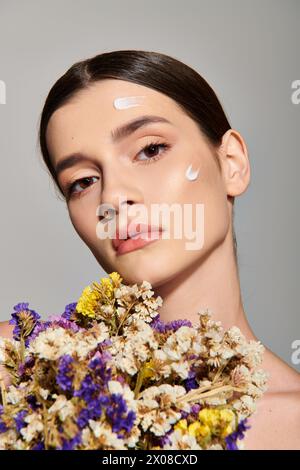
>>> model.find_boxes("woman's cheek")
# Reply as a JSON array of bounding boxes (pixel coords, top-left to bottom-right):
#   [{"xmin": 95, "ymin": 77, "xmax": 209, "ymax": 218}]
[{"xmin": 68, "ymin": 204, "xmax": 99, "ymax": 246}]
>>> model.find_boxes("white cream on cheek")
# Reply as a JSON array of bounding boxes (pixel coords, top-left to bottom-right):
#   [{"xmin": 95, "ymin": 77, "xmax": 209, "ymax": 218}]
[
  {"xmin": 113, "ymin": 96, "xmax": 146, "ymax": 109},
  {"xmin": 113, "ymin": 97, "xmax": 200, "ymax": 183},
  {"xmin": 185, "ymin": 164, "xmax": 200, "ymax": 181}
]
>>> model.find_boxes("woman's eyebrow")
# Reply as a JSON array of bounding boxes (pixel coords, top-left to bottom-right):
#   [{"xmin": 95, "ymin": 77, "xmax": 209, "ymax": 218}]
[
  {"xmin": 110, "ymin": 114, "xmax": 172, "ymax": 143},
  {"xmin": 55, "ymin": 114, "xmax": 172, "ymax": 178}
]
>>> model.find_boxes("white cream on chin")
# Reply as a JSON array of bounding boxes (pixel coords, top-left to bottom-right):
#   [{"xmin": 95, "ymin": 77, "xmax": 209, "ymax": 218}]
[
  {"xmin": 113, "ymin": 96, "xmax": 146, "ymax": 109},
  {"xmin": 185, "ymin": 164, "xmax": 200, "ymax": 181}
]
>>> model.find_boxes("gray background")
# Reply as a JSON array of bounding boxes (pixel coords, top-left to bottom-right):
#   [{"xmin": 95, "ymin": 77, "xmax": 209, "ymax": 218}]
[{"xmin": 0, "ymin": 0, "xmax": 299, "ymax": 371}]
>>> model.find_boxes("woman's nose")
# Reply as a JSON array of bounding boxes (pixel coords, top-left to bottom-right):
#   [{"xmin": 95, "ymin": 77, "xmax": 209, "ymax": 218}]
[{"xmin": 99, "ymin": 165, "xmax": 143, "ymax": 218}]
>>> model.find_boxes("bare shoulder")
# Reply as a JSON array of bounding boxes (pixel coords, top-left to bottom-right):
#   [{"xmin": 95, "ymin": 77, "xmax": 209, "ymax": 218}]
[
  {"xmin": 264, "ymin": 347, "xmax": 300, "ymax": 393},
  {"xmin": 0, "ymin": 321, "xmax": 14, "ymax": 340},
  {"xmin": 244, "ymin": 348, "xmax": 300, "ymax": 450}
]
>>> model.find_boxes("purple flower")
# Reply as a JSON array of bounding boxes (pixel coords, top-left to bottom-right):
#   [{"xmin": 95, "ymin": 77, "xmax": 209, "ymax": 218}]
[
  {"xmin": 106, "ymin": 393, "xmax": 136, "ymax": 434},
  {"xmin": 48, "ymin": 315, "xmax": 81, "ymax": 333},
  {"xmin": 77, "ymin": 408, "xmax": 91, "ymax": 429},
  {"xmin": 225, "ymin": 418, "xmax": 251, "ymax": 450},
  {"xmin": 28, "ymin": 321, "xmax": 52, "ymax": 343},
  {"xmin": 153, "ymin": 427, "xmax": 173, "ymax": 447},
  {"xmin": 150, "ymin": 315, "xmax": 167, "ymax": 333},
  {"xmin": 56, "ymin": 355, "xmax": 74, "ymax": 392},
  {"xmin": 77, "ymin": 397, "xmax": 108, "ymax": 429},
  {"xmin": 183, "ymin": 367, "xmax": 199, "ymax": 391},
  {"xmin": 26, "ymin": 394, "xmax": 41, "ymax": 411},
  {"xmin": 61, "ymin": 302, "xmax": 77, "ymax": 321},
  {"xmin": 167, "ymin": 319, "xmax": 193, "ymax": 331},
  {"xmin": 184, "ymin": 378, "xmax": 198, "ymax": 391},
  {"xmin": 88, "ymin": 355, "xmax": 112, "ymax": 385},
  {"xmin": 14, "ymin": 410, "xmax": 28, "ymax": 433},
  {"xmin": 191, "ymin": 403, "xmax": 201, "ymax": 414},
  {"xmin": 150, "ymin": 314, "xmax": 192, "ymax": 333},
  {"xmin": 58, "ymin": 432, "xmax": 82, "ymax": 450},
  {"xmin": 0, "ymin": 405, "xmax": 8, "ymax": 434},
  {"xmin": 180, "ymin": 404, "xmax": 201, "ymax": 419},
  {"xmin": 74, "ymin": 374, "xmax": 101, "ymax": 402},
  {"xmin": 9, "ymin": 302, "xmax": 41, "ymax": 346},
  {"xmin": 32, "ymin": 441, "xmax": 45, "ymax": 450}
]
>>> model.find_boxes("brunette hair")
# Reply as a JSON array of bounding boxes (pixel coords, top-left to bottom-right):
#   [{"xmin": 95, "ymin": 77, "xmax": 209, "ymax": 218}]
[{"xmin": 38, "ymin": 49, "xmax": 237, "ymax": 261}]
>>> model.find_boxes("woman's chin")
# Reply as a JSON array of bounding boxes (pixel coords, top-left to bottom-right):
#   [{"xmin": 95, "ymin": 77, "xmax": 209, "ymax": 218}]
[
  {"xmin": 98, "ymin": 240, "xmax": 188, "ymax": 287},
  {"xmin": 108, "ymin": 256, "xmax": 168, "ymax": 287}
]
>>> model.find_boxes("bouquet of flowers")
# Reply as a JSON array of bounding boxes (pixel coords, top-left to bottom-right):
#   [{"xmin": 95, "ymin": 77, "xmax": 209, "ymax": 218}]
[{"xmin": 0, "ymin": 272, "xmax": 268, "ymax": 450}]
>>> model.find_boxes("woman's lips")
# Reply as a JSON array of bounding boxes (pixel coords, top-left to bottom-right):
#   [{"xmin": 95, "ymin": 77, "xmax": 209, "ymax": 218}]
[{"xmin": 115, "ymin": 230, "xmax": 163, "ymax": 256}]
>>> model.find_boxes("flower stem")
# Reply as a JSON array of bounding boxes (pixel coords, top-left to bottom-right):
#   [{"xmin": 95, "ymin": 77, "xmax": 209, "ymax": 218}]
[
  {"xmin": 134, "ymin": 366, "xmax": 145, "ymax": 399},
  {"xmin": 116, "ymin": 301, "xmax": 136, "ymax": 335},
  {"xmin": 0, "ymin": 375, "xmax": 7, "ymax": 407},
  {"xmin": 176, "ymin": 384, "xmax": 245, "ymax": 405}
]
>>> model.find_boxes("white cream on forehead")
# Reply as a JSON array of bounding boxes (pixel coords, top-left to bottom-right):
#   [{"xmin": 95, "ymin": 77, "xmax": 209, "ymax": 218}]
[{"xmin": 113, "ymin": 95, "xmax": 146, "ymax": 109}]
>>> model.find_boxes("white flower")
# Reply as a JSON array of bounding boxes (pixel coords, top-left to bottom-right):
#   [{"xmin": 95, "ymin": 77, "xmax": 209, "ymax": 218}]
[
  {"xmin": 88, "ymin": 420, "xmax": 126, "ymax": 449},
  {"xmin": 124, "ymin": 424, "xmax": 141, "ymax": 448},
  {"xmin": 21, "ymin": 413, "xmax": 43, "ymax": 443},
  {"xmin": 48, "ymin": 395, "xmax": 74, "ymax": 421},
  {"xmin": 171, "ymin": 361, "xmax": 190, "ymax": 379},
  {"xmin": 231, "ymin": 365, "xmax": 252, "ymax": 388},
  {"xmin": 6, "ymin": 385, "xmax": 24, "ymax": 405},
  {"xmin": 252, "ymin": 369, "xmax": 269, "ymax": 391},
  {"xmin": 28, "ymin": 327, "xmax": 73, "ymax": 360},
  {"xmin": 107, "ymin": 380, "xmax": 137, "ymax": 412},
  {"xmin": 163, "ymin": 327, "xmax": 196, "ymax": 361},
  {"xmin": 39, "ymin": 387, "xmax": 49, "ymax": 400},
  {"xmin": 207, "ymin": 443, "xmax": 223, "ymax": 450},
  {"xmin": 164, "ymin": 429, "xmax": 202, "ymax": 450},
  {"xmin": 238, "ymin": 340, "xmax": 265, "ymax": 368},
  {"xmin": 81, "ymin": 427, "xmax": 92, "ymax": 447},
  {"xmin": 0, "ymin": 338, "xmax": 7, "ymax": 363},
  {"xmin": 232, "ymin": 394, "xmax": 257, "ymax": 420},
  {"xmin": 0, "ymin": 430, "xmax": 18, "ymax": 449},
  {"xmin": 137, "ymin": 384, "xmax": 188, "ymax": 436}
]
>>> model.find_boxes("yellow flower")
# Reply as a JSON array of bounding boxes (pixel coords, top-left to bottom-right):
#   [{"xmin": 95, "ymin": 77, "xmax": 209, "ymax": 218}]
[
  {"xmin": 188, "ymin": 422, "xmax": 201, "ymax": 437},
  {"xmin": 219, "ymin": 409, "xmax": 235, "ymax": 423},
  {"xmin": 174, "ymin": 419, "xmax": 188, "ymax": 433},
  {"xmin": 99, "ymin": 277, "xmax": 114, "ymax": 299},
  {"xmin": 198, "ymin": 409, "xmax": 220, "ymax": 428},
  {"xmin": 198, "ymin": 408, "xmax": 235, "ymax": 438},
  {"xmin": 221, "ymin": 423, "xmax": 233, "ymax": 438},
  {"xmin": 76, "ymin": 286, "xmax": 101, "ymax": 318},
  {"xmin": 197, "ymin": 424, "xmax": 211, "ymax": 438},
  {"xmin": 95, "ymin": 272, "xmax": 123, "ymax": 300},
  {"xmin": 109, "ymin": 272, "xmax": 123, "ymax": 286},
  {"xmin": 143, "ymin": 359, "xmax": 156, "ymax": 379},
  {"xmin": 76, "ymin": 272, "xmax": 122, "ymax": 318}
]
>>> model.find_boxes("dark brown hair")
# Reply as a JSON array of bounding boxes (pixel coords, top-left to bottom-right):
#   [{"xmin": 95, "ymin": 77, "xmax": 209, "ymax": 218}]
[{"xmin": 38, "ymin": 49, "xmax": 237, "ymax": 260}]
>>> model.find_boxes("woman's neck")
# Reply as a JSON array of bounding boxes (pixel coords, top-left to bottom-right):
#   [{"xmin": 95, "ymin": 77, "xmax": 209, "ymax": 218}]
[{"xmin": 154, "ymin": 231, "xmax": 257, "ymax": 341}]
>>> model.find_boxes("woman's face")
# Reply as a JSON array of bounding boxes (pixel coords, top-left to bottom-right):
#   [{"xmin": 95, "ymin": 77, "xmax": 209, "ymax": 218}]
[{"xmin": 46, "ymin": 79, "xmax": 231, "ymax": 287}]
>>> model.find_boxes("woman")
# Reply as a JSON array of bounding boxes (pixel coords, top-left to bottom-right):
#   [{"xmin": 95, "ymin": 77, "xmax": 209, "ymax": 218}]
[{"xmin": 1, "ymin": 50, "xmax": 299, "ymax": 449}]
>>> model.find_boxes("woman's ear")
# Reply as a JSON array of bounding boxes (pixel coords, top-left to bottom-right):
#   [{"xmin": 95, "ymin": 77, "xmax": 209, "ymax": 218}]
[{"xmin": 218, "ymin": 129, "xmax": 251, "ymax": 197}]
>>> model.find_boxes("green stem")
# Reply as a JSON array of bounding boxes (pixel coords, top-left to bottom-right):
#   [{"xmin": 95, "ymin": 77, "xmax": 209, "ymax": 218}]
[{"xmin": 134, "ymin": 367, "xmax": 145, "ymax": 399}]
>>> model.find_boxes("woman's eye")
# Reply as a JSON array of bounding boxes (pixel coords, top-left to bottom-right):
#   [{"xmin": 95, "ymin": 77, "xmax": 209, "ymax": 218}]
[
  {"xmin": 135, "ymin": 142, "xmax": 170, "ymax": 163},
  {"xmin": 65, "ymin": 142, "xmax": 169, "ymax": 199},
  {"xmin": 66, "ymin": 176, "xmax": 99, "ymax": 198}
]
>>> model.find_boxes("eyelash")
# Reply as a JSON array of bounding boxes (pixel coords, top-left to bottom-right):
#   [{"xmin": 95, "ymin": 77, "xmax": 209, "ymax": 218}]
[{"xmin": 65, "ymin": 140, "xmax": 170, "ymax": 200}]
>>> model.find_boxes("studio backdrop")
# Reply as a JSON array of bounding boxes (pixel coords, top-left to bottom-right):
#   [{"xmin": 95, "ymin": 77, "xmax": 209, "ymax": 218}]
[{"xmin": 0, "ymin": 0, "xmax": 299, "ymax": 372}]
